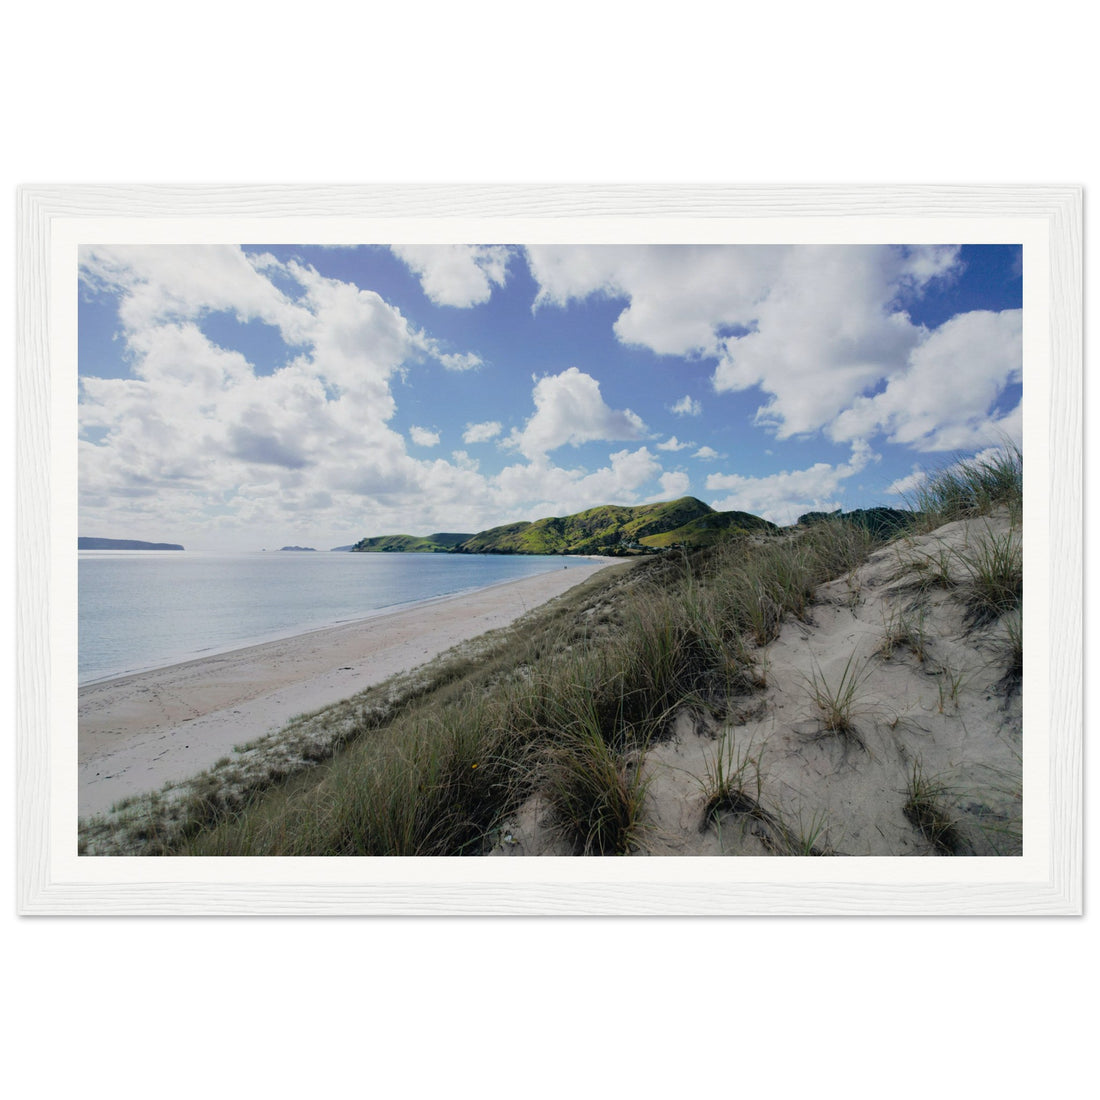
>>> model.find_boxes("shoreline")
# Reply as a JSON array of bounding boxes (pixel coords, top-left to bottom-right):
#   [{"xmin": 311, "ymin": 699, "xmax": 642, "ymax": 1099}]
[
  {"xmin": 79, "ymin": 552, "xmax": 614, "ymax": 686},
  {"xmin": 78, "ymin": 558, "xmax": 617, "ymax": 818}
]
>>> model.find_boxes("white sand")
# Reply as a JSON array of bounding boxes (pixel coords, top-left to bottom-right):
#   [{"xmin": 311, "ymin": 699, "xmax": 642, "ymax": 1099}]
[{"xmin": 79, "ymin": 560, "xmax": 616, "ymax": 817}]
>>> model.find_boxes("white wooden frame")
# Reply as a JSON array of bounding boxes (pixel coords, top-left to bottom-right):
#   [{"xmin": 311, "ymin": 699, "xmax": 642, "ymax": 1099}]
[{"xmin": 16, "ymin": 184, "xmax": 1082, "ymax": 915}]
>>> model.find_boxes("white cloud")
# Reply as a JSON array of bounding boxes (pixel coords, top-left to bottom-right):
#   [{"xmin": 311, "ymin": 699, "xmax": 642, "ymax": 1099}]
[
  {"xmin": 670, "ymin": 395, "xmax": 702, "ymax": 417},
  {"xmin": 830, "ymin": 309, "xmax": 1023, "ymax": 452},
  {"xmin": 434, "ymin": 350, "xmax": 483, "ymax": 372},
  {"xmin": 711, "ymin": 246, "xmax": 957, "ymax": 439},
  {"xmin": 494, "ymin": 447, "xmax": 662, "ymax": 517},
  {"xmin": 80, "ymin": 245, "xmax": 313, "ymax": 343},
  {"xmin": 506, "ymin": 367, "xmax": 648, "ymax": 460},
  {"xmin": 657, "ymin": 436, "xmax": 693, "ymax": 452},
  {"xmin": 706, "ymin": 441, "xmax": 877, "ymax": 524},
  {"xmin": 391, "ymin": 244, "xmax": 512, "ymax": 308},
  {"xmin": 693, "ymin": 446, "xmax": 721, "ymax": 460},
  {"xmin": 658, "ymin": 470, "xmax": 691, "ymax": 498},
  {"xmin": 526, "ymin": 244, "xmax": 782, "ymax": 356},
  {"xmin": 523, "ymin": 244, "xmax": 1018, "ymax": 450},
  {"xmin": 886, "ymin": 467, "xmax": 927, "ymax": 496},
  {"xmin": 409, "ymin": 426, "xmax": 441, "ymax": 447},
  {"xmin": 78, "ymin": 248, "xmax": 673, "ymax": 550},
  {"xmin": 463, "ymin": 420, "xmax": 503, "ymax": 444},
  {"xmin": 78, "ymin": 247, "xmax": 462, "ymax": 547}
]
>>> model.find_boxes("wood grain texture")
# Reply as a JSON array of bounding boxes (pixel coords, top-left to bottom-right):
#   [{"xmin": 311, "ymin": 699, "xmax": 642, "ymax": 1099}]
[{"xmin": 16, "ymin": 184, "xmax": 1082, "ymax": 915}]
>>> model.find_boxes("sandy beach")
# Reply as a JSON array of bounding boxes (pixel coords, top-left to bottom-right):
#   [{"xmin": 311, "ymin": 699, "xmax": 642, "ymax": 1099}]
[{"xmin": 79, "ymin": 560, "xmax": 616, "ymax": 817}]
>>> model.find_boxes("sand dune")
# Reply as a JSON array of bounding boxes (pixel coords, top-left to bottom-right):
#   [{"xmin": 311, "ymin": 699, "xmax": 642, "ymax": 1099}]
[{"xmin": 491, "ymin": 511, "xmax": 1023, "ymax": 857}]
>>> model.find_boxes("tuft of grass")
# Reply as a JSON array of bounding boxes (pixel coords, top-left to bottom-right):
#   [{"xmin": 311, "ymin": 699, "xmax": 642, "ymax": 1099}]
[
  {"xmin": 878, "ymin": 605, "xmax": 930, "ymax": 663},
  {"xmin": 788, "ymin": 807, "xmax": 832, "ymax": 856},
  {"xmin": 907, "ymin": 441, "xmax": 1022, "ymax": 526},
  {"xmin": 998, "ymin": 611, "xmax": 1023, "ymax": 695},
  {"xmin": 699, "ymin": 732, "xmax": 762, "ymax": 826},
  {"xmin": 903, "ymin": 761, "xmax": 968, "ymax": 855},
  {"xmin": 698, "ymin": 735, "xmax": 832, "ymax": 855},
  {"xmin": 803, "ymin": 651, "xmax": 874, "ymax": 743},
  {"xmin": 956, "ymin": 527, "xmax": 1022, "ymax": 627},
  {"xmin": 934, "ymin": 661, "xmax": 967, "ymax": 714},
  {"xmin": 538, "ymin": 704, "xmax": 652, "ymax": 856}
]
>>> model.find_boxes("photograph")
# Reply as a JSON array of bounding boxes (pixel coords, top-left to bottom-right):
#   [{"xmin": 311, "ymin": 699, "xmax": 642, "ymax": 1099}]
[
  {"xmin": 16, "ymin": 185, "xmax": 1082, "ymax": 913},
  {"xmin": 76, "ymin": 238, "xmax": 1028, "ymax": 859}
]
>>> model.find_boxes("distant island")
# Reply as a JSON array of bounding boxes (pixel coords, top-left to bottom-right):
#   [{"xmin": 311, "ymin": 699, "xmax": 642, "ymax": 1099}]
[
  {"xmin": 279, "ymin": 546, "xmax": 317, "ymax": 552},
  {"xmin": 352, "ymin": 498, "xmax": 777, "ymax": 557},
  {"xmin": 79, "ymin": 537, "xmax": 184, "ymax": 551}
]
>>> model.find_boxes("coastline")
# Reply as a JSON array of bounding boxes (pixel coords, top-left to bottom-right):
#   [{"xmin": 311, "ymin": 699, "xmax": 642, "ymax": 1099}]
[{"xmin": 78, "ymin": 558, "xmax": 617, "ymax": 818}]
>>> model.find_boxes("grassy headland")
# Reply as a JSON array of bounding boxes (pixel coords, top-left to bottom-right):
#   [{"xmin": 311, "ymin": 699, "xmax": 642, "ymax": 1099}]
[{"xmin": 352, "ymin": 496, "xmax": 777, "ymax": 556}]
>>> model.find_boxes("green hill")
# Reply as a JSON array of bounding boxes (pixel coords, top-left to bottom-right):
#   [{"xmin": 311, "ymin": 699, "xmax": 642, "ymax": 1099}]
[
  {"xmin": 353, "ymin": 499, "xmax": 776, "ymax": 557},
  {"xmin": 351, "ymin": 532, "xmax": 474, "ymax": 553}
]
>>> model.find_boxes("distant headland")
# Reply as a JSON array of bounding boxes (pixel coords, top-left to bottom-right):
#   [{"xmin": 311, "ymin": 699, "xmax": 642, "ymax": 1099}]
[
  {"xmin": 278, "ymin": 546, "xmax": 317, "ymax": 552},
  {"xmin": 79, "ymin": 537, "xmax": 184, "ymax": 551},
  {"xmin": 350, "ymin": 498, "xmax": 776, "ymax": 557}
]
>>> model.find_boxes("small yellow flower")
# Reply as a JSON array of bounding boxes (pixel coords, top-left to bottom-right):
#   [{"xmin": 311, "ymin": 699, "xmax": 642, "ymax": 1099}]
[{"xmin": 471, "ymin": 763, "xmax": 478, "ymax": 769}]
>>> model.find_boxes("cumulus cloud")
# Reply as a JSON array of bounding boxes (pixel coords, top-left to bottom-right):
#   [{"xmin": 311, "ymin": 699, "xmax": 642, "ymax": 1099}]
[
  {"xmin": 706, "ymin": 440, "xmax": 878, "ymax": 524},
  {"xmin": 506, "ymin": 367, "xmax": 648, "ymax": 460},
  {"xmin": 658, "ymin": 470, "xmax": 691, "ymax": 498},
  {"xmin": 711, "ymin": 246, "xmax": 959, "ymax": 439},
  {"xmin": 494, "ymin": 446, "xmax": 662, "ymax": 517},
  {"xmin": 78, "ymin": 247, "xmax": 673, "ymax": 548},
  {"xmin": 391, "ymin": 244, "xmax": 512, "ymax": 307},
  {"xmin": 409, "ymin": 426, "xmax": 441, "ymax": 447},
  {"xmin": 830, "ymin": 309, "xmax": 1023, "ymax": 451},
  {"xmin": 78, "ymin": 247, "xmax": 465, "ymax": 544},
  {"xmin": 80, "ymin": 244, "xmax": 313, "ymax": 343},
  {"xmin": 526, "ymin": 244, "xmax": 782, "ymax": 355},
  {"xmin": 886, "ymin": 467, "xmax": 927, "ymax": 496},
  {"xmin": 670, "ymin": 395, "xmax": 702, "ymax": 417},
  {"xmin": 657, "ymin": 436, "xmax": 693, "ymax": 452},
  {"xmin": 524, "ymin": 243, "xmax": 1019, "ymax": 451},
  {"xmin": 463, "ymin": 420, "xmax": 503, "ymax": 444},
  {"xmin": 693, "ymin": 446, "xmax": 721, "ymax": 460}
]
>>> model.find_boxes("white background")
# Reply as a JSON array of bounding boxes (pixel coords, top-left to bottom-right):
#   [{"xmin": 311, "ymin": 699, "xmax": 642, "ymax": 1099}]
[{"xmin": 3, "ymin": 4, "xmax": 1093, "ymax": 1097}]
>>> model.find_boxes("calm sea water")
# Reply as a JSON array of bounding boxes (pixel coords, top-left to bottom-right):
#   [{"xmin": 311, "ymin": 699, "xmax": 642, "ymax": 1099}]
[{"xmin": 78, "ymin": 550, "xmax": 592, "ymax": 684}]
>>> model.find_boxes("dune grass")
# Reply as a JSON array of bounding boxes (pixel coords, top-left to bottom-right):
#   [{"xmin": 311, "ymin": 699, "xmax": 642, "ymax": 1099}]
[
  {"xmin": 878, "ymin": 605, "xmax": 930, "ymax": 663},
  {"xmin": 803, "ymin": 651, "xmax": 874, "ymax": 744},
  {"xmin": 903, "ymin": 760, "xmax": 969, "ymax": 855},
  {"xmin": 907, "ymin": 441, "xmax": 1022, "ymax": 526},
  {"xmin": 956, "ymin": 527, "xmax": 1023, "ymax": 627}
]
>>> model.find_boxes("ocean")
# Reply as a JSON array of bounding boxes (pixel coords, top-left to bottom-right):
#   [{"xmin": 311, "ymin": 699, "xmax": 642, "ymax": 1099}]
[{"xmin": 78, "ymin": 550, "xmax": 593, "ymax": 684}]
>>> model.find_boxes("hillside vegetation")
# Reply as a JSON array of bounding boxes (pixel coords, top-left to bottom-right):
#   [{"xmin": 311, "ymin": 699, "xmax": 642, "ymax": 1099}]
[
  {"xmin": 353, "ymin": 497, "xmax": 776, "ymax": 556},
  {"xmin": 351, "ymin": 532, "xmax": 473, "ymax": 553}
]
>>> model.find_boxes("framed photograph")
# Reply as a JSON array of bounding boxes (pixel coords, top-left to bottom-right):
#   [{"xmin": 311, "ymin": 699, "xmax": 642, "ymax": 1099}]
[{"xmin": 16, "ymin": 184, "xmax": 1082, "ymax": 914}]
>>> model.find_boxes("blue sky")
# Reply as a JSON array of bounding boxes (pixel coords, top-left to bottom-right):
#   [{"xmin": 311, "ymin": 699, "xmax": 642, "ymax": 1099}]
[{"xmin": 78, "ymin": 243, "xmax": 1022, "ymax": 551}]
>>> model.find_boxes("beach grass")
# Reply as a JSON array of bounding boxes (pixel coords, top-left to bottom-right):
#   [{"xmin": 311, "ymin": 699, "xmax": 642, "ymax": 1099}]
[
  {"xmin": 906, "ymin": 441, "xmax": 1022, "ymax": 527},
  {"xmin": 903, "ymin": 760, "xmax": 969, "ymax": 855}
]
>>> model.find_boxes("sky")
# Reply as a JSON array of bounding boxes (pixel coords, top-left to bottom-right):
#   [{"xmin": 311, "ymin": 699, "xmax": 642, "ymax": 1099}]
[{"xmin": 77, "ymin": 243, "xmax": 1023, "ymax": 552}]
